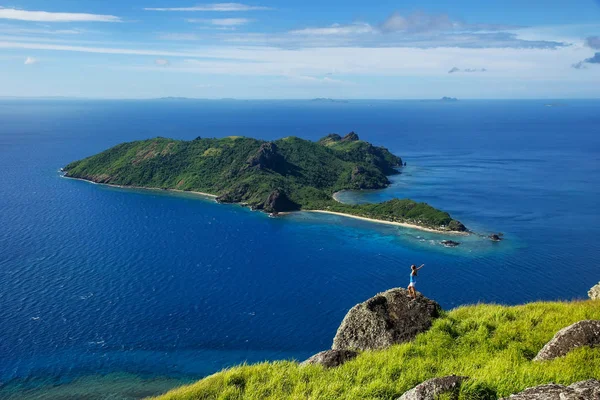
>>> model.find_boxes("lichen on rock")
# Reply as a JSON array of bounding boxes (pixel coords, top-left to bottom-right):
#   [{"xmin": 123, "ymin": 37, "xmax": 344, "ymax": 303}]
[{"xmin": 332, "ymin": 288, "xmax": 441, "ymax": 351}]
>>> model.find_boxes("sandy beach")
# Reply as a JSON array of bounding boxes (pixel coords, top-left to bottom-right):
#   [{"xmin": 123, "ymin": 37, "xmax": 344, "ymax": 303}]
[
  {"xmin": 304, "ymin": 210, "xmax": 469, "ymax": 235},
  {"xmin": 332, "ymin": 191, "xmax": 344, "ymax": 203},
  {"xmin": 62, "ymin": 174, "xmax": 467, "ymax": 235}
]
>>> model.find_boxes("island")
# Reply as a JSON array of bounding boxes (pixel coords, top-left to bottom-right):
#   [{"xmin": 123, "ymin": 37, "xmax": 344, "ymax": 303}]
[{"xmin": 63, "ymin": 132, "xmax": 467, "ymax": 233}]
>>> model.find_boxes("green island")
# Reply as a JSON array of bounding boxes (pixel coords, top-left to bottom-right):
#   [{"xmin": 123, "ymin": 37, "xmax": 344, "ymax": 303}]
[
  {"xmin": 63, "ymin": 132, "xmax": 467, "ymax": 233},
  {"xmin": 152, "ymin": 298, "xmax": 600, "ymax": 400}
]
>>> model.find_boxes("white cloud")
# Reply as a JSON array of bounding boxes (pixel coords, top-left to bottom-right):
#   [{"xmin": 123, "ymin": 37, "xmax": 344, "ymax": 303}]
[
  {"xmin": 283, "ymin": 74, "xmax": 353, "ymax": 85},
  {"xmin": 290, "ymin": 23, "xmax": 375, "ymax": 36},
  {"xmin": 158, "ymin": 33, "xmax": 202, "ymax": 41},
  {"xmin": 0, "ymin": 25, "xmax": 84, "ymax": 35},
  {"xmin": 24, "ymin": 56, "xmax": 38, "ymax": 65},
  {"xmin": 0, "ymin": 40, "xmax": 203, "ymax": 57},
  {"xmin": 380, "ymin": 12, "xmax": 458, "ymax": 33},
  {"xmin": 187, "ymin": 18, "xmax": 252, "ymax": 26},
  {"xmin": 448, "ymin": 67, "xmax": 487, "ymax": 73},
  {"xmin": 144, "ymin": 3, "xmax": 271, "ymax": 12},
  {"xmin": 0, "ymin": 8, "xmax": 121, "ymax": 23},
  {"xmin": 155, "ymin": 58, "xmax": 170, "ymax": 66},
  {"xmin": 2, "ymin": 37, "xmax": 597, "ymax": 84}
]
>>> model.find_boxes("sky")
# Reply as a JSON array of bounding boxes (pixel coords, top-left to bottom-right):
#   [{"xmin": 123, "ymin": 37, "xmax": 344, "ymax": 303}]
[{"xmin": 0, "ymin": 0, "xmax": 599, "ymax": 99}]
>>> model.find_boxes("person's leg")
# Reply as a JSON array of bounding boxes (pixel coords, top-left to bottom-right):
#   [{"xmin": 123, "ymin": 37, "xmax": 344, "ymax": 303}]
[{"xmin": 409, "ymin": 285, "xmax": 416, "ymax": 299}]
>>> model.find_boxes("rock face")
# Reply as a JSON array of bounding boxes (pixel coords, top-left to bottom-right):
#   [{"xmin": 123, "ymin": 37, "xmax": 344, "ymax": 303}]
[
  {"xmin": 301, "ymin": 350, "xmax": 359, "ymax": 368},
  {"xmin": 534, "ymin": 320, "xmax": 600, "ymax": 361},
  {"xmin": 263, "ymin": 190, "xmax": 299, "ymax": 213},
  {"xmin": 500, "ymin": 379, "xmax": 600, "ymax": 399},
  {"xmin": 341, "ymin": 132, "xmax": 360, "ymax": 142},
  {"xmin": 589, "ymin": 283, "xmax": 600, "ymax": 300},
  {"xmin": 332, "ymin": 288, "xmax": 441, "ymax": 351},
  {"xmin": 245, "ymin": 142, "xmax": 285, "ymax": 172},
  {"xmin": 397, "ymin": 375, "xmax": 467, "ymax": 400}
]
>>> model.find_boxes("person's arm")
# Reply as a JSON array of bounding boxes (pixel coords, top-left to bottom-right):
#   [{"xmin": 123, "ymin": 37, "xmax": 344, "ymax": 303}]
[{"xmin": 417, "ymin": 264, "xmax": 425, "ymax": 270}]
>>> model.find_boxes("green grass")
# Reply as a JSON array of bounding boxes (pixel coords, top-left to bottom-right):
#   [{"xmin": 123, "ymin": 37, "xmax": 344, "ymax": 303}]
[{"xmin": 153, "ymin": 300, "xmax": 600, "ymax": 400}]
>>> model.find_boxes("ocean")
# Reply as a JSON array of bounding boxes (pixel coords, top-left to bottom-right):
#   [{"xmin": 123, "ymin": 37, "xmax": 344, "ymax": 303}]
[{"xmin": 0, "ymin": 99, "xmax": 599, "ymax": 399}]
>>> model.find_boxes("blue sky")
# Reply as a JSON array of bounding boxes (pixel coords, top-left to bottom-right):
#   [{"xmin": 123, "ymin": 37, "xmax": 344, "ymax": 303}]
[{"xmin": 1, "ymin": 1, "xmax": 599, "ymax": 98}]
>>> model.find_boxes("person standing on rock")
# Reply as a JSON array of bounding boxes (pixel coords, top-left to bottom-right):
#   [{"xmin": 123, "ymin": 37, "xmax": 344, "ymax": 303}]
[{"xmin": 408, "ymin": 264, "xmax": 425, "ymax": 299}]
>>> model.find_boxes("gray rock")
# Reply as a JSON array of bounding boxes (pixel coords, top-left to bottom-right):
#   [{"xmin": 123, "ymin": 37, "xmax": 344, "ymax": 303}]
[
  {"xmin": 589, "ymin": 282, "xmax": 600, "ymax": 300},
  {"xmin": 397, "ymin": 375, "xmax": 467, "ymax": 400},
  {"xmin": 264, "ymin": 189, "xmax": 299, "ymax": 213},
  {"xmin": 534, "ymin": 320, "xmax": 600, "ymax": 361},
  {"xmin": 301, "ymin": 349, "xmax": 359, "ymax": 368},
  {"xmin": 500, "ymin": 379, "xmax": 600, "ymax": 399},
  {"xmin": 332, "ymin": 288, "xmax": 441, "ymax": 351}
]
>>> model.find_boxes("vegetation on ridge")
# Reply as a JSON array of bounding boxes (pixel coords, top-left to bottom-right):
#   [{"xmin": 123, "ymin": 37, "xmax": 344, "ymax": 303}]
[
  {"xmin": 153, "ymin": 300, "xmax": 600, "ymax": 400},
  {"xmin": 64, "ymin": 132, "xmax": 466, "ymax": 232}
]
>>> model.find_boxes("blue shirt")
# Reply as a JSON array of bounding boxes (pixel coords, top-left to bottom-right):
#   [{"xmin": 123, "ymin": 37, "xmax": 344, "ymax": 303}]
[{"xmin": 410, "ymin": 273, "xmax": 416, "ymax": 283}]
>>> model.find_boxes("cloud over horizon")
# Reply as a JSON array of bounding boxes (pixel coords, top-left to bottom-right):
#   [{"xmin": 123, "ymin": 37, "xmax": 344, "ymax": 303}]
[
  {"xmin": 24, "ymin": 56, "xmax": 38, "ymax": 65},
  {"xmin": 572, "ymin": 37, "xmax": 600, "ymax": 69},
  {"xmin": 144, "ymin": 3, "xmax": 271, "ymax": 12},
  {"xmin": 187, "ymin": 18, "xmax": 253, "ymax": 27},
  {"xmin": 281, "ymin": 12, "xmax": 561, "ymax": 50},
  {"xmin": 0, "ymin": 7, "xmax": 121, "ymax": 22},
  {"xmin": 585, "ymin": 36, "xmax": 600, "ymax": 50},
  {"xmin": 448, "ymin": 67, "xmax": 487, "ymax": 73}
]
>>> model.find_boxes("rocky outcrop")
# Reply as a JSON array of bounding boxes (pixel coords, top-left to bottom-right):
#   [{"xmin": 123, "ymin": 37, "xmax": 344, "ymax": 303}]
[
  {"xmin": 244, "ymin": 142, "xmax": 285, "ymax": 172},
  {"xmin": 301, "ymin": 350, "xmax": 359, "ymax": 368},
  {"xmin": 351, "ymin": 165, "xmax": 366, "ymax": 182},
  {"xmin": 341, "ymin": 132, "xmax": 360, "ymax": 142},
  {"xmin": 216, "ymin": 183, "xmax": 250, "ymax": 204},
  {"xmin": 332, "ymin": 288, "xmax": 441, "ymax": 351},
  {"xmin": 441, "ymin": 240, "xmax": 460, "ymax": 247},
  {"xmin": 318, "ymin": 133, "xmax": 342, "ymax": 145},
  {"xmin": 447, "ymin": 220, "xmax": 468, "ymax": 232},
  {"xmin": 397, "ymin": 375, "xmax": 467, "ymax": 400},
  {"xmin": 263, "ymin": 190, "xmax": 299, "ymax": 213},
  {"xmin": 534, "ymin": 320, "xmax": 600, "ymax": 361},
  {"xmin": 500, "ymin": 379, "xmax": 600, "ymax": 399},
  {"xmin": 489, "ymin": 233, "xmax": 503, "ymax": 242},
  {"xmin": 589, "ymin": 283, "xmax": 600, "ymax": 300}
]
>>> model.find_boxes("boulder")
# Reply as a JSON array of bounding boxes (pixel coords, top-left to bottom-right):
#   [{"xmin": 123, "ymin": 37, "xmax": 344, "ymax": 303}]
[
  {"xmin": 534, "ymin": 320, "xmax": 600, "ymax": 361},
  {"xmin": 397, "ymin": 375, "xmax": 468, "ymax": 400},
  {"xmin": 332, "ymin": 288, "xmax": 441, "ymax": 351},
  {"xmin": 500, "ymin": 379, "xmax": 600, "ymax": 399},
  {"xmin": 589, "ymin": 282, "xmax": 600, "ymax": 300},
  {"xmin": 301, "ymin": 349, "xmax": 359, "ymax": 368}
]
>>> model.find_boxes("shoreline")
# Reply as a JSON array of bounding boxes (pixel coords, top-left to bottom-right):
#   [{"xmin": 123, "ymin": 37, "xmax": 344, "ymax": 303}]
[
  {"xmin": 332, "ymin": 191, "xmax": 343, "ymax": 203},
  {"xmin": 61, "ymin": 175, "xmax": 218, "ymax": 199},
  {"xmin": 304, "ymin": 210, "xmax": 469, "ymax": 235},
  {"xmin": 62, "ymin": 174, "xmax": 465, "ymax": 235}
]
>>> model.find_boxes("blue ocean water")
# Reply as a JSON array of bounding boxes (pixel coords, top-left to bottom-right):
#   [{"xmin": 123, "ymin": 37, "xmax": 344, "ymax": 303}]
[{"xmin": 0, "ymin": 99, "xmax": 599, "ymax": 398}]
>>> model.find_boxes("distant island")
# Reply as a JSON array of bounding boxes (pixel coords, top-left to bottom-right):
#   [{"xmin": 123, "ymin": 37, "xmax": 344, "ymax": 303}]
[
  {"xmin": 63, "ymin": 133, "xmax": 467, "ymax": 232},
  {"xmin": 420, "ymin": 97, "xmax": 459, "ymax": 103},
  {"xmin": 311, "ymin": 98, "xmax": 350, "ymax": 103}
]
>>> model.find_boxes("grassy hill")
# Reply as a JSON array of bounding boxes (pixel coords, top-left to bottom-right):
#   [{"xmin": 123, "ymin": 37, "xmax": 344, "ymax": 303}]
[
  {"xmin": 153, "ymin": 300, "xmax": 600, "ymax": 400},
  {"xmin": 64, "ymin": 133, "xmax": 466, "ymax": 232}
]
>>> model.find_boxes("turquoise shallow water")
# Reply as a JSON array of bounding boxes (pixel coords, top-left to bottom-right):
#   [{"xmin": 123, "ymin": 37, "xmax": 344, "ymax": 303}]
[{"xmin": 0, "ymin": 99, "xmax": 599, "ymax": 399}]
